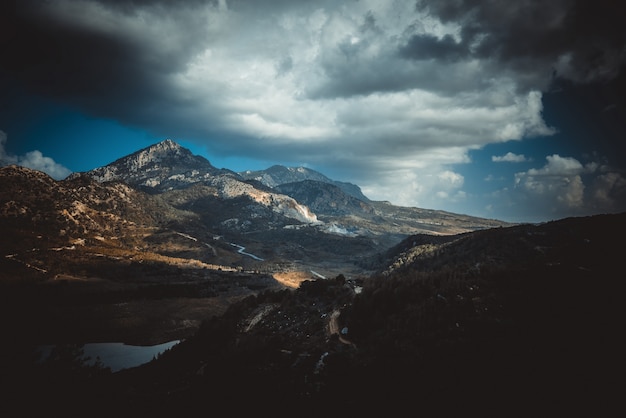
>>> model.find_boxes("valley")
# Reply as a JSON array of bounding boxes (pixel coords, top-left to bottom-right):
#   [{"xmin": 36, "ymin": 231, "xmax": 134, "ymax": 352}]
[
  {"xmin": 3, "ymin": 140, "xmax": 621, "ymax": 416},
  {"xmin": 0, "ymin": 141, "xmax": 508, "ymax": 346}
]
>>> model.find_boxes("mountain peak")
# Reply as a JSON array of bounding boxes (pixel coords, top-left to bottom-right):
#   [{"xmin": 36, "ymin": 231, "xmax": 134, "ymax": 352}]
[
  {"xmin": 82, "ymin": 139, "xmax": 222, "ymax": 191},
  {"xmin": 134, "ymin": 139, "xmax": 190, "ymax": 163},
  {"xmin": 151, "ymin": 138, "xmax": 183, "ymax": 153}
]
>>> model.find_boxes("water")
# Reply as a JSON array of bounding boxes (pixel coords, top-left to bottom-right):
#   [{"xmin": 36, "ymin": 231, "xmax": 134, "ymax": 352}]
[{"xmin": 38, "ymin": 340, "xmax": 180, "ymax": 373}]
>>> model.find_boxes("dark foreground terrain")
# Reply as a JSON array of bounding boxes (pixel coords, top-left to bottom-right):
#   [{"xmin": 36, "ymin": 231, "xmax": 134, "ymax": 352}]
[{"xmin": 2, "ymin": 212, "xmax": 624, "ymax": 417}]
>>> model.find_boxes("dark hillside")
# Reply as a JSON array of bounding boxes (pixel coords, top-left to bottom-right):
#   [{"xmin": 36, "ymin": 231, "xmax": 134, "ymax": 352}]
[
  {"xmin": 3, "ymin": 213, "xmax": 624, "ymax": 417},
  {"xmin": 345, "ymin": 213, "xmax": 625, "ymax": 415}
]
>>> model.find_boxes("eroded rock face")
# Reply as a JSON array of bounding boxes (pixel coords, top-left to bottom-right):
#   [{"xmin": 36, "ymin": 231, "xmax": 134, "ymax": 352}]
[{"xmin": 208, "ymin": 175, "xmax": 318, "ymax": 224}]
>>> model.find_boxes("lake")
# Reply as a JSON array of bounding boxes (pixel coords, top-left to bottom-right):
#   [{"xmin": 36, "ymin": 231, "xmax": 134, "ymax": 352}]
[{"xmin": 38, "ymin": 340, "xmax": 180, "ymax": 372}]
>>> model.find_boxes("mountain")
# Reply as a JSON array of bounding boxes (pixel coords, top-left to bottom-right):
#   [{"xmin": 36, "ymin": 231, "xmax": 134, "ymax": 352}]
[
  {"xmin": 0, "ymin": 164, "xmax": 286, "ymax": 344},
  {"xmin": 77, "ymin": 139, "xmax": 228, "ymax": 193},
  {"xmin": 3, "ymin": 140, "xmax": 622, "ymax": 416},
  {"xmin": 239, "ymin": 165, "xmax": 370, "ymax": 201},
  {"xmin": 240, "ymin": 161, "xmax": 510, "ymax": 240},
  {"xmin": 0, "ymin": 163, "xmax": 283, "ymax": 275},
  {"xmin": 78, "ymin": 139, "xmax": 511, "ymax": 264},
  {"xmin": 0, "ymin": 139, "xmax": 511, "ymax": 346},
  {"xmin": 79, "ymin": 140, "xmax": 318, "ymax": 225},
  {"xmin": 1, "ymin": 139, "xmax": 512, "ymax": 286},
  {"xmin": 0, "ymin": 165, "xmax": 166, "ymax": 251},
  {"xmin": 275, "ymin": 180, "xmax": 375, "ymax": 217}
]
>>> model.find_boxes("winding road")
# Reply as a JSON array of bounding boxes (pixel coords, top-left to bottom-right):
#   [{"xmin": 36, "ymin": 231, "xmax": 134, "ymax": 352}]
[
  {"xmin": 175, "ymin": 230, "xmax": 264, "ymax": 261},
  {"xmin": 230, "ymin": 243, "xmax": 264, "ymax": 261}
]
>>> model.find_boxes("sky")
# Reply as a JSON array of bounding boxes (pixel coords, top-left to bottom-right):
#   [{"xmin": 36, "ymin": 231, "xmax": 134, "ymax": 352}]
[{"xmin": 1, "ymin": 0, "xmax": 625, "ymax": 223}]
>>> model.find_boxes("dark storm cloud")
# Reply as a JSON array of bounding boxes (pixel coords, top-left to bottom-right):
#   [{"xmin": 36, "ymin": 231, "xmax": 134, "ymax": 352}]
[
  {"xmin": 305, "ymin": 6, "xmax": 489, "ymax": 99},
  {"xmin": 5, "ymin": 0, "xmax": 220, "ymax": 133},
  {"xmin": 306, "ymin": 0, "xmax": 625, "ymax": 100},
  {"xmin": 399, "ymin": 33, "xmax": 468, "ymax": 61},
  {"xmin": 412, "ymin": 0, "xmax": 626, "ymax": 87},
  {"xmin": 6, "ymin": 0, "xmax": 624, "ymax": 134}
]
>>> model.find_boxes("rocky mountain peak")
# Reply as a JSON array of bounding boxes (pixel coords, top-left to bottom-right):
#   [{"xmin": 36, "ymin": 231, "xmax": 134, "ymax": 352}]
[
  {"xmin": 80, "ymin": 139, "xmax": 223, "ymax": 192},
  {"xmin": 141, "ymin": 139, "xmax": 185, "ymax": 160},
  {"xmin": 74, "ymin": 140, "xmax": 320, "ymax": 224},
  {"xmin": 123, "ymin": 139, "xmax": 195, "ymax": 170}
]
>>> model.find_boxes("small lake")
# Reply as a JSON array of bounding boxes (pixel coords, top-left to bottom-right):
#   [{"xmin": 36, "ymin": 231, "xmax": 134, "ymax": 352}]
[{"xmin": 38, "ymin": 340, "xmax": 180, "ymax": 373}]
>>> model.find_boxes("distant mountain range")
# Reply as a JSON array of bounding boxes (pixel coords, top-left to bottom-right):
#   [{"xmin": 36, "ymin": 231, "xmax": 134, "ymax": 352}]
[
  {"xmin": 78, "ymin": 139, "xmax": 509, "ymax": 236},
  {"xmin": 239, "ymin": 164, "xmax": 370, "ymax": 202},
  {"xmin": 1, "ymin": 139, "xmax": 512, "ymax": 283}
]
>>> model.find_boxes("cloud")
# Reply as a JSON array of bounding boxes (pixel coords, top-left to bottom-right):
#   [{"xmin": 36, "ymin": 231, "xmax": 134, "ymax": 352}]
[
  {"xmin": 4, "ymin": 0, "xmax": 625, "ymax": 217},
  {"xmin": 515, "ymin": 155, "xmax": 588, "ymax": 208},
  {"xmin": 590, "ymin": 172, "xmax": 626, "ymax": 211},
  {"xmin": 0, "ymin": 131, "xmax": 72, "ymax": 180},
  {"xmin": 361, "ymin": 165, "xmax": 466, "ymax": 209},
  {"xmin": 399, "ymin": 33, "xmax": 468, "ymax": 62},
  {"xmin": 506, "ymin": 154, "xmax": 626, "ymax": 220},
  {"xmin": 414, "ymin": 0, "xmax": 626, "ymax": 87},
  {"xmin": 492, "ymin": 152, "xmax": 529, "ymax": 163}
]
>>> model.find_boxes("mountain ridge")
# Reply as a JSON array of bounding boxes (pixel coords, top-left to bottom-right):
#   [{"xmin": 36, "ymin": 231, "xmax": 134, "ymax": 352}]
[
  {"xmin": 77, "ymin": 139, "xmax": 510, "ymax": 236},
  {"xmin": 1, "ymin": 139, "xmax": 513, "ymax": 290}
]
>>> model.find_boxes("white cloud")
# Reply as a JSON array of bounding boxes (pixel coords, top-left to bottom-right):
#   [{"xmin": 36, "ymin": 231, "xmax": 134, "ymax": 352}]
[
  {"xmin": 361, "ymin": 165, "xmax": 466, "ymax": 210},
  {"xmin": 524, "ymin": 154, "xmax": 587, "ymax": 177},
  {"xmin": 0, "ymin": 130, "xmax": 72, "ymax": 180},
  {"xmin": 18, "ymin": 150, "xmax": 73, "ymax": 180},
  {"xmin": 492, "ymin": 152, "xmax": 529, "ymax": 163},
  {"xmin": 514, "ymin": 155, "xmax": 588, "ymax": 208},
  {"xmin": 438, "ymin": 170, "xmax": 464, "ymax": 188},
  {"xmin": 492, "ymin": 154, "xmax": 626, "ymax": 221}
]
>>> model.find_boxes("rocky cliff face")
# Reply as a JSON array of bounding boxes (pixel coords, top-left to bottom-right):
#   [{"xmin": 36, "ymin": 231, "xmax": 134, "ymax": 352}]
[{"xmin": 206, "ymin": 175, "xmax": 319, "ymax": 224}]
